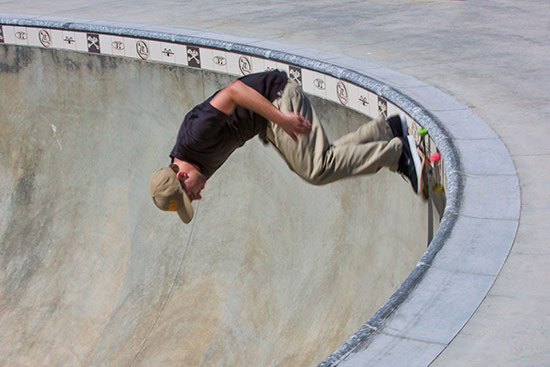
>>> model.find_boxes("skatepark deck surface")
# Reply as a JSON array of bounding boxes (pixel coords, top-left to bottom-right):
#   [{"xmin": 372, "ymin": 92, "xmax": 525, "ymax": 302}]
[{"xmin": 1, "ymin": 1, "xmax": 549, "ymax": 366}]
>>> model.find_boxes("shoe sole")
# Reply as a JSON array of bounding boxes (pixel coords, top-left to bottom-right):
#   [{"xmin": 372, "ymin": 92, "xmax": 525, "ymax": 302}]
[{"xmin": 406, "ymin": 135, "xmax": 423, "ymax": 194}]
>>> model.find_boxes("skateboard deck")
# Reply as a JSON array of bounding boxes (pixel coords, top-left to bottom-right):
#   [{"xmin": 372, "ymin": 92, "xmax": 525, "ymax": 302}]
[{"xmin": 416, "ymin": 127, "xmax": 446, "ymax": 215}]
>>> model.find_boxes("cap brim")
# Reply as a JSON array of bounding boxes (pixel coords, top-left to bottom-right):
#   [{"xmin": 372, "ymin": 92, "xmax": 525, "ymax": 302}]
[{"xmin": 176, "ymin": 190, "xmax": 194, "ymax": 224}]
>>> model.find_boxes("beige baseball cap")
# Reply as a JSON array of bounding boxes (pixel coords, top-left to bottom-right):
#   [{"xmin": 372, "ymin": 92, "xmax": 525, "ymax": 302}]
[{"xmin": 150, "ymin": 166, "xmax": 193, "ymax": 224}]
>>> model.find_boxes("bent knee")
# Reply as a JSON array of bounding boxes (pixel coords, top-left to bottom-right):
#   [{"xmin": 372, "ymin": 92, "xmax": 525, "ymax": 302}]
[{"xmin": 303, "ymin": 171, "xmax": 330, "ymax": 186}]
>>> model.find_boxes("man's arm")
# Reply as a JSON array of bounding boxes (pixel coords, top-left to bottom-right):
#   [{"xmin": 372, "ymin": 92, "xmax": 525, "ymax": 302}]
[{"xmin": 210, "ymin": 80, "xmax": 311, "ymax": 142}]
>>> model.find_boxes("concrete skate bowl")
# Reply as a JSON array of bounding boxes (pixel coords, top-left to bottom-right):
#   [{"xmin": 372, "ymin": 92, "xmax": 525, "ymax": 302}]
[{"xmin": 0, "ymin": 19, "xmax": 463, "ymax": 367}]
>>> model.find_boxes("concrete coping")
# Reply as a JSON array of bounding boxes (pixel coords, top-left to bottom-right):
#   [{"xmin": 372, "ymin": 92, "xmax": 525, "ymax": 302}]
[{"xmin": 0, "ymin": 14, "xmax": 520, "ymax": 367}]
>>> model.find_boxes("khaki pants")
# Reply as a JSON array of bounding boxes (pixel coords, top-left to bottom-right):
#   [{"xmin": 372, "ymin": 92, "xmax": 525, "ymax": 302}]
[{"xmin": 266, "ymin": 80, "xmax": 403, "ymax": 185}]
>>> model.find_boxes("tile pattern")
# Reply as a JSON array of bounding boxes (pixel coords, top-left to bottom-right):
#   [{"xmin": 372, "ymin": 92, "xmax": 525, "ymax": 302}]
[{"xmin": 0, "ymin": 23, "xmax": 444, "ymax": 191}]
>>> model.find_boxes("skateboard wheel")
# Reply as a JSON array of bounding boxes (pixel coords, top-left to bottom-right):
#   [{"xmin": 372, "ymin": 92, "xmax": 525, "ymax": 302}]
[
  {"xmin": 430, "ymin": 153, "xmax": 441, "ymax": 162},
  {"xmin": 417, "ymin": 128, "xmax": 428, "ymax": 136}
]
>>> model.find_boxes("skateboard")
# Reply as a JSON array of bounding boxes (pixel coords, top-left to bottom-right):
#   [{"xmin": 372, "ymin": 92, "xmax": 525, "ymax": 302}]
[{"xmin": 416, "ymin": 127, "xmax": 446, "ymax": 214}]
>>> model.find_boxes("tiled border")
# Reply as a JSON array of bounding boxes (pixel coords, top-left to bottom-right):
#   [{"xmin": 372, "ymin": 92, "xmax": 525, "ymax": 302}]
[
  {"xmin": 0, "ymin": 22, "xmax": 446, "ymax": 202},
  {"xmin": 0, "ymin": 15, "xmax": 520, "ymax": 367}
]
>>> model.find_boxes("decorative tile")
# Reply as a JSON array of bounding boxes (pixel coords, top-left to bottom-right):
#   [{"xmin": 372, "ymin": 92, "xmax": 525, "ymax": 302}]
[
  {"xmin": 366, "ymin": 90, "xmax": 379, "ymax": 118},
  {"xmin": 160, "ymin": 42, "xmax": 176, "ymax": 64},
  {"xmin": 377, "ymin": 95, "xmax": 388, "ymax": 119},
  {"xmin": 26, "ymin": 27, "xmax": 41, "ymax": 48},
  {"xmin": 326, "ymin": 77, "xmax": 353, "ymax": 108},
  {"xmin": 239, "ymin": 55, "xmax": 254, "ymax": 75},
  {"xmin": 173, "ymin": 43, "xmax": 188, "ymax": 66},
  {"xmin": 110, "ymin": 35, "xmax": 126, "ymax": 56},
  {"xmin": 74, "ymin": 32, "xmax": 88, "ymax": 53},
  {"xmin": 211, "ymin": 48, "xmax": 228, "ymax": 73},
  {"xmin": 148, "ymin": 39, "xmax": 162, "ymax": 62},
  {"xmin": 13, "ymin": 26, "xmax": 28, "ymax": 46},
  {"xmin": 86, "ymin": 33, "xmax": 101, "ymax": 54},
  {"xmin": 136, "ymin": 39, "xmax": 152, "ymax": 61},
  {"xmin": 312, "ymin": 73, "xmax": 328, "ymax": 98},
  {"xmin": 355, "ymin": 87, "xmax": 372, "ymax": 117},
  {"xmin": 62, "ymin": 31, "xmax": 77, "ymax": 50},
  {"xmin": 2, "ymin": 25, "xmax": 14, "ymax": 44},
  {"xmin": 199, "ymin": 48, "xmax": 225, "ymax": 72},
  {"xmin": 344, "ymin": 82, "xmax": 360, "ymax": 111},
  {"xmin": 0, "ymin": 25, "xmax": 4, "ymax": 44},
  {"xmin": 288, "ymin": 65, "xmax": 303, "ymax": 87},
  {"xmin": 186, "ymin": 46, "xmax": 201, "ymax": 69},
  {"xmin": 50, "ymin": 29, "xmax": 64, "ymax": 49},
  {"xmin": 98, "ymin": 34, "xmax": 111, "ymax": 55}
]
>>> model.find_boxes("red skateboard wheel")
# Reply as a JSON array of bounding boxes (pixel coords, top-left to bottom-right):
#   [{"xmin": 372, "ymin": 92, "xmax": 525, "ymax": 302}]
[{"xmin": 430, "ymin": 153, "xmax": 441, "ymax": 162}]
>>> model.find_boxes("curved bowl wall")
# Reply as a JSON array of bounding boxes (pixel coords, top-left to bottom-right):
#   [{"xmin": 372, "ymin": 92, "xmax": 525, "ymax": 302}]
[{"xmin": 0, "ymin": 20, "xmax": 453, "ymax": 366}]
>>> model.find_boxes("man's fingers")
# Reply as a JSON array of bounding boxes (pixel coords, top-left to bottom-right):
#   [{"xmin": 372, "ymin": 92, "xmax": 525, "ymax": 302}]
[{"xmin": 286, "ymin": 130, "xmax": 298, "ymax": 142}]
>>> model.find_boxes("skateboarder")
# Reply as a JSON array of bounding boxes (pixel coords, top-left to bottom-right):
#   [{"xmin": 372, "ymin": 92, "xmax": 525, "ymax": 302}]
[{"xmin": 150, "ymin": 70, "xmax": 421, "ymax": 223}]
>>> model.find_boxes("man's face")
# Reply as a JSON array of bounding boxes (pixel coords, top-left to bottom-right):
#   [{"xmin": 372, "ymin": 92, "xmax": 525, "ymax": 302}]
[{"xmin": 176, "ymin": 169, "xmax": 205, "ymax": 201}]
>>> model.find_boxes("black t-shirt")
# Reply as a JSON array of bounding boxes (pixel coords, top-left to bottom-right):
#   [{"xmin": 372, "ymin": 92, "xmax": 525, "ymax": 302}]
[{"xmin": 170, "ymin": 70, "xmax": 288, "ymax": 178}]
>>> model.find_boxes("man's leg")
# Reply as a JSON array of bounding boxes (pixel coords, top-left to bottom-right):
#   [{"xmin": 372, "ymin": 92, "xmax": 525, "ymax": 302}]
[
  {"xmin": 331, "ymin": 115, "xmax": 393, "ymax": 146},
  {"xmin": 267, "ymin": 80, "xmax": 403, "ymax": 185}
]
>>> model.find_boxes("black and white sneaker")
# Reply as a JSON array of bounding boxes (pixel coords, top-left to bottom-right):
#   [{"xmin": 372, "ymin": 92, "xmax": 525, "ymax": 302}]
[
  {"xmin": 397, "ymin": 136, "xmax": 423, "ymax": 194},
  {"xmin": 387, "ymin": 113, "xmax": 408, "ymax": 138}
]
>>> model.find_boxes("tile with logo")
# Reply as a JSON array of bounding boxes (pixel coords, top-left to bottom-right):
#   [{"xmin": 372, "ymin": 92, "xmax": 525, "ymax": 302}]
[
  {"xmin": 27, "ymin": 27, "xmax": 53, "ymax": 48},
  {"xmin": 13, "ymin": 26, "xmax": 28, "ymax": 45},
  {"xmin": 302, "ymin": 70, "xmax": 327, "ymax": 99},
  {"xmin": 376, "ymin": 95, "xmax": 389, "ymax": 120},
  {"xmin": 353, "ymin": 87, "xmax": 373, "ymax": 117},
  {"xmin": 86, "ymin": 32, "xmax": 101, "ymax": 54},
  {"xmin": 344, "ymin": 82, "xmax": 361, "ymax": 112},
  {"xmin": 134, "ymin": 39, "xmax": 152, "ymax": 61},
  {"xmin": 186, "ymin": 46, "xmax": 201, "ymax": 69},
  {"xmin": 30, "ymin": 28, "xmax": 61, "ymax": 50},
  {"xmin": 160, "ymin": 42, "xmax": 176, "ymax": 64},
  {"xmin": 109, "ymin": 36, "xmax": 126, "ymax": 56},
  {"xmin": 288, "ymin": 66, "xmax": 303, "ymax": 87},
  {"xmin": 62, "ymin": 31, "xmax": 77, "ymax": 51},
  {"xmin": 200, "ymin": 48, "xmax": 228, "ymax": 73},
  {"xmin": 226, "ymin": 53, "xmax": 259, "ymax": 76},
  {"xmin": 326, "ymin": 77, "xmax": 355, "ymax": 110},
  {"xmin": 123, "ymin": 38, "xmax": 154, "ymax": 61},
  {"xmin": 365, "ymin": 90, "xmax": 379, "ymax": 119}
]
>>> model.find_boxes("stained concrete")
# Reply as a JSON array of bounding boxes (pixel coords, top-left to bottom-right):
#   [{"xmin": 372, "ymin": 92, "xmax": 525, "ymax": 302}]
[
  {"xmin": 1, "ymin": 0, "xmax": 548, "ymax": 366},
  {"xmin": 0, "ymin": 45, "xmax": 430, "ymax": 366}
]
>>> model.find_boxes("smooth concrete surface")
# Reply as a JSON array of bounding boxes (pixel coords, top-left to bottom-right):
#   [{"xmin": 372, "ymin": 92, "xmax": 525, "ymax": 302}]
[
  {"xmin": 0, "ymin": 1, "xmax": 548, "ymax": 366},
  {"xmin": 0, "ymin": 46, "xmax": 430, "ymax": 366}
]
